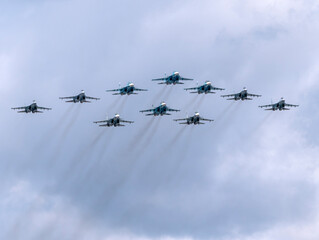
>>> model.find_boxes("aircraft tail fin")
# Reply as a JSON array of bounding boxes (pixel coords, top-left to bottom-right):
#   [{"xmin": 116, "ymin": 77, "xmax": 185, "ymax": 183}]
[
  {"xmin": 283, "ymin": 108, "xmax": 290, "ymax": 110},
  {"xmin": 18, "ymin": 110, "xmax": 26, "ymax": 113},
  {"xmin": 83, "ymin": 100, "xmax": 91, "ymax": 103},
  {"xmin": 65, "ymin": 100, "xmax": 74, "ymax": 103},
  {"xmin": 145, "ymin": 113, "xmax": 154, "ymax": 116},
  {"xmin": 190, "ymin": 91, "xmax": 198, "ymax": 94},
  {"xmin": 35, "ymin": 110, "xmax": 43, "ymax": 113}
]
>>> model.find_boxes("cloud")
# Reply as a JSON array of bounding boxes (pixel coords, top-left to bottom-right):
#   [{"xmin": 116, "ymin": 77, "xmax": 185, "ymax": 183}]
[{"xmin": 1, "ymin": 0, "xmax": 319, "ymax": 239}]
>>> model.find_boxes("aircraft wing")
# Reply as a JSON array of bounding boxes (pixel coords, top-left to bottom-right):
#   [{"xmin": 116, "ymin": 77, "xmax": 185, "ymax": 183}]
[
  {"xmin": 135, "ymin": 88, "xmax": 148, "ymax": 91},
  {"xmin": 59, "ymin": 96, "xmax": 75, "ymax": 99},
  {"xmin": 184, "ymin": 87, "xmax": 198, "ymax": 91},
  {"xmin": 212, "ymin": 86, "xmax": 225, "ymax": 91},
  {"xmin": 93, "ymin": 120, "xmax": 108, "ymax": 124},
  {"xmin": 140, "ymin": 108, "xmax": 154, "ymax": 113},
  {"xmin": 86, "ymin": 96, "xmax": 100, "ymax": 100},
  {"xmin": 11, "ymin": 106, "xmax": 27, "ymax": 110},
  {"xmin": 174, "ymin": 117, "xmax": 188, "ymax": 121},
  {"xmin": 200, "ymin": 117, "xmax": 214, "ymax": 122},
  {"xmin": 221, "ymin": 93, "xmax": 236, "ymax": 98},
  {"xmin": 99, "ymin": 124, "xmax": 111, "ymax": 127},
  {"xmin": 120, "ymin": 118, "xmax": 134, "ymax": 123},
  {"xmin": 37, "ymin": 106, "xmax": 52, "ymax": 110},
  {"xmin": 152, "ymin": 77, "xmax": 166, "ymax": 81},
  {"xmin": 167, "ymin": 107, "xmax": 180, "ymax": 112},
  {"xmin": 285, "ymin": 103, "xmax": 299, "ymax": 107},
  {"xmin": 259, "ymin": 104, "xmax": 274, "ymax": 108},
  {"xmin": 106, "ymin": 88, "xmax": 121, "ymax": 92},
  {"xmin": 180, "ymin": 77, "xmax": 193, "ymax": 81},
  {"xmin": 247, "ymin": 93, "xmax": 262, "ymax": 97}
]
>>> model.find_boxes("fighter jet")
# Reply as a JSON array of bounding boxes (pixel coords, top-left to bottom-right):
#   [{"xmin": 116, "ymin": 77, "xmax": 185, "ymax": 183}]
[
  {"xmin": 11, "ymin": 100, "xmax": 52, "ymax": 113},
  {"xmin": 184, "ymin": 81, "xmax": 225, "ymax": 94},
  {"xmin": 152, "ymin": 71, "xmax": 193, "ymax": 85},
  {"xmin": 140, "ymin": 102, "xmax": 180, "ymax": 116},
  {"xmin": 93, "ymin": 114, "xmax": 134, "ymax": 127},
  {"xmin": 106, "ymin": 82, "xmax": 147, "ymax": 95},
  {"xmin": 221, "ymin": 87, "xmax": 261, "ymax": 101},
  {"xmin": 259, "ymin": 98, "xmax": 299, "ymax": 111},
  {"xmin": 59, "ymin": 90, "xmax": 100, "ymax": 103},
  {"xmin": 174, "ymin": 112, "xmax": 214, "ymax": 125}
]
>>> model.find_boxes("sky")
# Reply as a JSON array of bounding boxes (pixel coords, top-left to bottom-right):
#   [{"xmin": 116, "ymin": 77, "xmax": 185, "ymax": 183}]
[{"xmin": 1, "ymin": 0, "xmax": 319, "ymax": 239}]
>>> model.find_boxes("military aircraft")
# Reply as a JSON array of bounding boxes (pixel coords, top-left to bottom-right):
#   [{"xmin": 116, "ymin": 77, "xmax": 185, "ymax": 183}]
[
  {"xmin": 184, "ymin": 81, "xmax": 225, "ymax": 94},
  {"xmin": 174, "ymin": 112, "xmax": 214, "ymax": 125},
  {"xmin": 140, "ymin": 102, "xmax": 180, "ymax": 116},
  {"xmin": 59, "ymin": 90, "xmax": 100, "ymax": 103},
  {"xmin": 259, "ymin": 98, "xmax": 299, "ymax": 111},
  {"xmin": 221, "ymin": 87, "xmax": 261, "ymax": 101},
  {"xmin": 11, "ymin": 100, "xmax": 52, "ymax": 113},
  {"xmin": 93, "ymin": 114, "xmax": 134, "ymax": 127},
  {"xmin": 152, "ymin": 71, "xmax": 193, "ymax": 85},
  {"xmin": 106, "ymin": 82, "xmax": 147, "ymax": 95}
]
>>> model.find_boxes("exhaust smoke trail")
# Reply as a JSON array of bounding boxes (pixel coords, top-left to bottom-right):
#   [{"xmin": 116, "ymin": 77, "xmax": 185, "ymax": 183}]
[
  {"xmin": 164, "ymin": 125, "xmax": 195, "ymax": 185},
  {"xmin": 162, "ymin": 85, "xmax": 173, "ymax": 101},
  {"xmin": 151, "ymin": 86, "xmax": 167, "ymax": 104},
  {"xmin": 47, "ymin": 105, "xmax": 82, "ymax": 169},
  {"xmin": 192, "ymin": 95, "xmax": 205, "ymax": 112},
  {"xmin": 60, "ymin": 129, "xmax": 106, "ymax": 185},
  {"xmin": 90, "ymin": 118, "xmax": 162, "ymax": 213}
]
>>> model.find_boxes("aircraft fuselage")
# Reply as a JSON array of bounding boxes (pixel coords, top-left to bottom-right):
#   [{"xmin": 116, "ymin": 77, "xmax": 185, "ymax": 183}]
[{"xmin": 72, "ymin": 93, "xmax": 86, "ymax": 103}]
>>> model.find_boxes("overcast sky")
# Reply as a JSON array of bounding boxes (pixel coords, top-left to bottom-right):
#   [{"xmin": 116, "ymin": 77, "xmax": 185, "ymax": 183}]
[{"xmin": 1, "ymin": 0, "xmax": 319, "ymax": 239}]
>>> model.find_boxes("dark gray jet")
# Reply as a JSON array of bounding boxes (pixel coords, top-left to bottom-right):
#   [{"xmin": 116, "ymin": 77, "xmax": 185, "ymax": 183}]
[
  {"xmin": 11, "ymin": 100, "xmax": 52, "ymax": 113},
  {"xmin": 259, "ymin": 98, "xmax": 299, "ymax": 111},
  {"xmin": 59, "ymin": 90, "xmax": 100, "ymax": 103},
  {"xmin": 106, "ymin": 82, "xmax": 147, "ymax": 95},
  {"xmin": 94, "ymin": 113, "xmax": 134, "ymax": 127},
  {"xmin": 140, "ymin": 102, "xmax": 180, "ymax": 116},
  {"xmin": 152, "ymin": 71, "xmax": 193, "ymax": 85},
  {"xmin": 185, "ymin": 81, "xmax": 225, "ymax": 94},
  {"xmin": 221, "ymin": 87, "xmax": 261, "ymax": 101},
  {"xmin": 174, "ymin": 112, "xmax": 214, "ymax": 125}
]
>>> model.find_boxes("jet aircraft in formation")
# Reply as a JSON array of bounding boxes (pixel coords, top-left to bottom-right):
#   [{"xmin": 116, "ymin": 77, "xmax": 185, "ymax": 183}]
[
  {"xmin": 174, "ymin": 112, "xmax": 214, "ymax": 125},
  {"xmin": 221, "ymin": 87, "xmax": 261, "ymax": 101},
  {"xmin": 259, "ymin": 98, "xmax": 299, "ymax": 111},
  {"xmin": 93, "ymin": 114, "xmax": 134, "ymax": 127},
  {"xmin": 59, "ymin": 90, "xmax": 100, "ymax": 103},
  {"xmin": 152, "ymin": 71, "xmax": 193, "ymax": 85},
  {"xmin": 12, "ymin": 71, "xmax": 299, "ymax": 125},
  {"xmin": 11, "ymin": 100, "xmax": 51, "ymax": 113},
  {"xmin": 140, "ymin": 102, "xmax": 180, "ymax": 116},
  {"xmin": 185, "ymin": 81, "xmax": 225, "ymax": 94},
  {"xmin": 106, "ymin": 82, "xmax": 147, "ymax": 95}
]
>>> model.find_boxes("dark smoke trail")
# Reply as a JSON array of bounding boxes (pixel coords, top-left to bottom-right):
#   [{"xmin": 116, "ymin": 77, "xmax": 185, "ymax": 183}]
[
  {"xmin": 214, "ymin": 102, "xmax": 235, "ymax": 122},
  {"xmin": 192, "ymin": 95, "xmax": 205, "ymax": 112},
  {"xmin": 141, "ymin": 125, "xmax": 187, "ymax": 177},
  {"xmin": 47, "ymin": 105, "xmax": 82, "ymax": 169},
  {"xmin": 151, "ymin": 86, "xmax": 167, "ymax": 104},
  {"xmin": 115, "ymin": 96, "xmax": 128, "ymax": 113},
  {"xmin": 61, "ymin": 130, "xmax": 105, "ymax": 183},
  {"xmin": 164, "ymin": 125, "xmax": 194, "ymax": 185},
  {"xmin": 162, "ymin": 85, "xmax": 174, "ymax": 101},
  {"xmin": 182, "ymin": 94, "xmax": 199, "ymax": 110},
  {"xmin": 245, "ymin": 111, "xmax": 273, "ymax": 139},
  {"xmin": 126, "ymin": 118, "xmax": 156, "ymax": 152}
]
